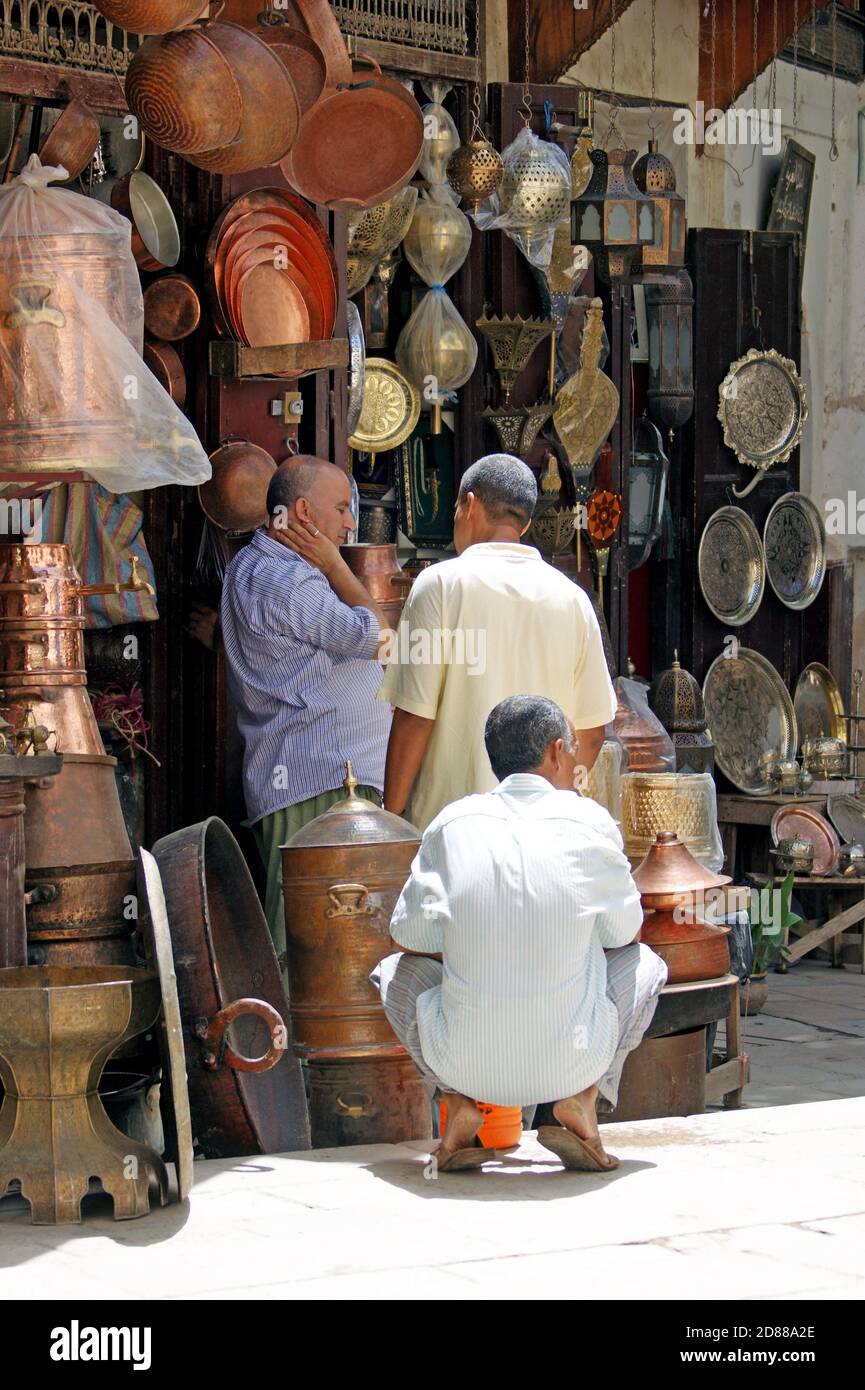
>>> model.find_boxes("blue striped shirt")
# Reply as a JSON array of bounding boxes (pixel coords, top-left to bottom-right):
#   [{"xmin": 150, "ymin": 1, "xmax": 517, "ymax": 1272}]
[
  {"xmin": 389, "ymin": 774, "xmax": 643, "ymax": 1107},
  {"xmin": 220, "ymin": 530, "xmax": 391, "ymax": 823}
]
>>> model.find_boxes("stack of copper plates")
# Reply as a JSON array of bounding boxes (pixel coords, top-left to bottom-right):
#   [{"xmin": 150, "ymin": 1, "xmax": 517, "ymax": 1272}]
[{"xmin": 205, "ymin": 187, "xmax": 337, "ymax": 349}]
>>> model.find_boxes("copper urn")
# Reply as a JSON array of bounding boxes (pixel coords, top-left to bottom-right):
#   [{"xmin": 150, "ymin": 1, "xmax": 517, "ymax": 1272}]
[
  {"xmin": 632, "ymin": 832, "xmax": 732, "ymax": 985},
  {"xmin": 340, "ymin": 543, "xmax": 412, "ymax": 632}
]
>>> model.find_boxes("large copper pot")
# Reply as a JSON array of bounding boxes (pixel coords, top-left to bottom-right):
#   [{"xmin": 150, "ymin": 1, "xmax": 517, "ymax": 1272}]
[
  {"xmin": 281, "ymin": 764, "xmax": 432, "ymax": 1147},
  {"xmin": 633, "ymin": 832, "xmax": 732, "ymax": 985},
  {"xmin": 25, "ymin": 861, "xmax": 137, "ymax": 968},
  {"xmin": 0, "ymin": 225, "xmax": 139, "ymax": 473},
  {"xmin": 341, "ymin": 543, "xmax": 412, "ymax": 632}
]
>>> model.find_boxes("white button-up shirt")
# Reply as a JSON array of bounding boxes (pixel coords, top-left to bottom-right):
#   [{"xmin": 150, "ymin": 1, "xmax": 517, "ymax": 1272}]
[{"xmin": 389, "ymin": 773, "xmax": 643, "ymax": 1107}]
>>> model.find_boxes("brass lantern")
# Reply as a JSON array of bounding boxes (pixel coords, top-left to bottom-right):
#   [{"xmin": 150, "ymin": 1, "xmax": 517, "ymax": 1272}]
[
  {"xmin": 644, "ymin": 269, "xmax": 694, "ymax": 436},
  {"xmin": 633, "ymin": 139, "xmax": 686, "ymax": 270},
  {"xmin": 571, "ymin": 147, "xmax": 655, "ymax": 283}
]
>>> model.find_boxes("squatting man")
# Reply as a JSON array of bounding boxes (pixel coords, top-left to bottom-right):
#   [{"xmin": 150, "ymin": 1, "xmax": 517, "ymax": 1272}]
[{"xmin": 372, "ymin": 695, "xmax": 667, "ymax": 1173}]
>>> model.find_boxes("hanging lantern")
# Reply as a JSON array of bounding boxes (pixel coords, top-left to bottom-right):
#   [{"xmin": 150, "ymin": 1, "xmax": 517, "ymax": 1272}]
[
  {"xmin": 644, "ymin": 270, "xmax": 694, "ymax": 436},
  {"xmin": 419, "ymin": 82, "xmax": 461, "ymax": 186},
  {"xmin": 396, "ymin": 191, "xmax": 476, "ymax": 434},
  {"xmin": 571, "ymin": 147, "xmax": 655, "ymax": 282},
  {"xmin": 446, "ymin": 0, "xmax": 504, "ymax": 212},
  {"xmin": 633, "ymin": 139, "xmax": 686, "ymax": 270}
]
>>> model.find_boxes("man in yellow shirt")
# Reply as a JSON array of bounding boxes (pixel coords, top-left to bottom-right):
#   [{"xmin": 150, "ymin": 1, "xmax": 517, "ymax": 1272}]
[{"xmin": 380, "ymin": 453, "xmax": 617, "ymax": 830}]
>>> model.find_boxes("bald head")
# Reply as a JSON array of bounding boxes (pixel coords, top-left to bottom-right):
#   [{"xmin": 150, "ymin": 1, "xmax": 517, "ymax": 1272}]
[{"xmin": 267, "ymin": 456, "xmax": 355, "ymax": 546}]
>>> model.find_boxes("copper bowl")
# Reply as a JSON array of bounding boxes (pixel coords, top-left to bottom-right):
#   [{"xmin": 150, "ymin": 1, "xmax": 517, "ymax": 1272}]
[
  {"xmin": 199, "ymin": 439, "xmax": 277, "ymax": 535},
  {"xmin": 37, "ymin": 100, "xmax": 100, "ymax": 180},
  {"xmin": 143, "ymin": 274, "xmax": 201, "ymax": 342}
]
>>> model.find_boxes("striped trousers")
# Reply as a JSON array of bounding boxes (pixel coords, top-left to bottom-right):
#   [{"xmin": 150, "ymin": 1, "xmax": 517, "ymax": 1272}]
[{"xmin": 370, "ymin": 943, "xmax": 667, "ymax": 1111}]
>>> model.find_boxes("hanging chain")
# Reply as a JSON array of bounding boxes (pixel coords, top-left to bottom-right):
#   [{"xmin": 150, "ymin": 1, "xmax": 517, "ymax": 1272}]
[
  {"xmin": 792, "ymin": 0, "xmax": 799, "ymax": 129},
  {"xmin": 752, "ymin": 0, "xmax": 759, "ymax": 102},
  {"xmin": 730, "ymin": 0, "xmax": 737, "ymax": 109},
  {"xmin": 471, "ymin": 0, "xmax": 482, "ymax": 136},
  {"xmin": 829, "ymin": 0, "xmax": 839, "ymax": 159},
  {"xmin": 810, "ymin": 0, "xmax": 818, "ymax": 56},
  {"xmin": 648, "ymin": 0, "xmax": 657, "ymax": 130},
  {"xmin": 710, "ymin": 0, "xmax": 717, "ymax": 115},
  {"xmin": 518, "ymin": 0, "xmax": 532, "ymax": 127},
  {"xmin": 607, "ymin": 0, "xmax": 623, "ymax": 146},
  {"xmin": 770, "ymin": 0, "xmax": 778, "ymax": 114}
]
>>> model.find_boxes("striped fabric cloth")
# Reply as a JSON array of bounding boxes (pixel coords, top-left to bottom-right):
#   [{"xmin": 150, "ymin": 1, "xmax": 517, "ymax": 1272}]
[
  {"xmin": 388, "ymin": 773, "xmax": 646, "ymax": 1108},
  {"xmin": 220, "ymin": 529, "xmax": 392, "ymax": 824},
  {"xmin": 39, "ymin": 483, "xmax": 158, "ymax": 629}
]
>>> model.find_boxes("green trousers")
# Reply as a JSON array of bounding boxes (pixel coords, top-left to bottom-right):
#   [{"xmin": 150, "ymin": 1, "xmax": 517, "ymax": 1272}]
[{"xmin": 253, "ymin": 785, "xmax": 381, "ymax": 966}]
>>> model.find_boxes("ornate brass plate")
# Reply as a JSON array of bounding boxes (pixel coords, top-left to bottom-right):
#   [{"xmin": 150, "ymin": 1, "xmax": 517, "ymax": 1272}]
[
  {"xmin": 794, "ymin": 662, "xmax": 846, "ymax": 749},
  {"xmin": 703, "ymin": 647, "xmax": 798, "ymax": 795},
  {"xmin": 348, "ymin": 357, "xmax": 420, "ymax": 454},
  {"xmin": 717, "ymin": 348, "xmax": 807, "ymax": 498},
  {"xmin": 763, "ymin": 491, "xmax": 826, "ymax": 611},
  {"xmin": 698, "ymin": 506, "xmax": 765, "ymax": 626}
]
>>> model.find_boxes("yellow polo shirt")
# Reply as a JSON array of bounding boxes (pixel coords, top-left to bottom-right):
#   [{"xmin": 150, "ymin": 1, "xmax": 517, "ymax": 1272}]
[{"xmin": 378, "ymin": 542, "xmax": 617, "ymax": 831}]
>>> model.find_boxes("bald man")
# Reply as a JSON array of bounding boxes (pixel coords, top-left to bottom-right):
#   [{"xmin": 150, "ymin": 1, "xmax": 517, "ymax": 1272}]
[{"xmin": 221, "ymin": 457, "xmax": 392, "ymax": 958}]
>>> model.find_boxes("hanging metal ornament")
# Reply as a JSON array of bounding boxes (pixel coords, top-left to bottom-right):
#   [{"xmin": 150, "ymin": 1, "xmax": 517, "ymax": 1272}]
[
  {"xmin": 446, "ymin": 0, "xmax": 503, "ymax": 210},
  {"xmin": 829, "ymin": 0, "xmax": 839, "ymax": 161},
  {"xmin": 632, "ymin": 0, "xmax": 687, "ymax": 271}
]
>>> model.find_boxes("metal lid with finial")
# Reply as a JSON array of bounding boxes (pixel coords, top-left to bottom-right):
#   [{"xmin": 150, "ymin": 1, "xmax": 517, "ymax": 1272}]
[
  {"xmin": 283, "ymin": 762, "xmax": 420, "ymax": 849},
  {"xmin": 650, "ymin": 649, "xmax": 709, "ymax": 734}
]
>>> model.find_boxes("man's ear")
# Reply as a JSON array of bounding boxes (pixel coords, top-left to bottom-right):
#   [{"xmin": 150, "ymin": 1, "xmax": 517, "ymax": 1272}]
[
  {"xmin": 519, "ymin": 517, "xmax": 531, "ymax": 537},
  {"xmin": 552, "ymin": 738, "xmax": 565, "ymax": 769},
  {"xmin": 296, "ymin": 497, "xmax": 312, "ymax": 523}
]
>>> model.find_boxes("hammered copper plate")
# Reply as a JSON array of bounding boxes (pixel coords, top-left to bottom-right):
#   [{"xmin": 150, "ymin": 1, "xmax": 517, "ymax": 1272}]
[
  {"xmin": 794, "ymin": 662, "xmax": 846, "ymax": 749},
  {"xmin": 348, "ymin": 357, "xmax": 420, "ymax": 454},
  {"xmin": 771, "ymin": 806, "xmax": 840, "ymax": 877},
  {"xmin": 217, "ymin": 213, "xmax": 334, "ymax": 339},
  {"xmin": 239, "ymin": 263, "xmax": 311, "ymax": 348},
  {"xmin": 224, "ymin": 227, "xmax": 330, "ymax": 341},
  {"xmin": 827, "ymin": 795, "xmax": 865, "ymax": 847},
  {"xmin": 763, "ymin": 491, "xmax": 826, "ymax": 611},
  {"xmin": 227, "ymin": 243, "xmax": 317, "ymax": 342},
  {"xmin": 703, "ymin": 647, "xmax": 798, "ymax": 795},
  {"xmin": 698, "ymin": 506, "xmax": 765, "ymax": 626}
]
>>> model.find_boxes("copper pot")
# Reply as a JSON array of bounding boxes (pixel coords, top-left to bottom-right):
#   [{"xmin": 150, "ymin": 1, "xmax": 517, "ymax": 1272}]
[
  {"xmin": 110, "ymin": 171, "xmax": 180, "ymax": 272},
  {"xmin": 199, "ymin": 438, "xmax": 276, "ymax": 535},
  {"xmin": 340, "ymin": 543, "xmax": 412, "ymax": 631},
  {"xmin": 144, "ymin": 339, "xmax": 187, "ymax": 406},
  {"xmin": 125, "ymin": 25, "xmax": 245, "ymax": 156},
  {"xmin": 37, "ymin": 100, "xmax": 101, "ymax": 180},
  {"xmin": 183, "ymin": 21, "xmax": 301, "ymax": 174},
  {"xmin": 251, "ymin": 14, "xmax": 326, "ymax": 114},
  {"xmin": 25, "ymin": 860, "xmax": 138, "ymax": 968},
  {"xmin": 281, "ymin": 765, "xmax": 420, "ymax": 1062},
  {"xmin": 633, "ymin": 832, "xmax": 731, "ymax": 985},
  {"xmin": 612, "ymin": 691, "xmax": 672, "ymax": 773},
  {"xmin": 143, "ymin": 274, "xmax": 201, "ymax": 342}
]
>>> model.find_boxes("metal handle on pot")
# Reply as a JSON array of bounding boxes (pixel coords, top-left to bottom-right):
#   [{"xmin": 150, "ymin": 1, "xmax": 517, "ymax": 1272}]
[
  {"xmin": 195, "ymin": 998, "xmax": 287, "ymax": 1074},
  {"xmin": 336, "ymin": 1092, "xmax": 374, "ymax": 1119},
  {"xmin": 325, "ymin": 883, "xmax": 374, "ymax": 918}
]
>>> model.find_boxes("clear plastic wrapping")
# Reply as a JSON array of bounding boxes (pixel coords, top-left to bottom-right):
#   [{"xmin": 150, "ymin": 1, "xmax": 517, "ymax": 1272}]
[
  {"xmin": 472, "ymin": 126, "xmax": 571, "ymax": 269},
  {"xmin": 0, "ymin": 157, "xmax": 210, "ymax": 492}
]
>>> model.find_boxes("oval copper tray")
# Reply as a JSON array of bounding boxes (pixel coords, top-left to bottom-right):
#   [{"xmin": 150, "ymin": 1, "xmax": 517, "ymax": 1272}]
[
  {"xmin": 794, "ymin": 662, "xmax": 846, "ymax": 749},
  {"xmin": 238, "ymin": 262, "xmax": 311, "ymax": 349},
  {"xmin": 217, "ymin": 212, "xmax": 330, "ymax": 329},
  {"xmin": 763, "ymin": 491, "xmax": 826, "ymax": 611},
  {"xmin": 771, "ymin": 805, "xmax": 840, "ymax": 876},
  {"xmin": 223, "ymin": 228, "xmax": 330, "ymax": 342},
  {"xmin": 698, "ymin": 506, "xmax": 765, "ymax": 626},
  {"xmin": 703, "ymin": 647, "xmax": 798, "ymax": 795},
  {"xmin": 348, "ymin": 358, "xmax": 420, "ymax": 454}
]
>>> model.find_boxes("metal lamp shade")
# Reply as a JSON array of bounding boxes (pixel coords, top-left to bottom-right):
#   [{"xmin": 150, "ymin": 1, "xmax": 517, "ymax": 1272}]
[
  {"xmin": 645, "ymin": 270, "xmax": 694, "ymax": 434},
  {"xmin": 571, "ymin": 147, "xmax": 655, "ymax": 282}
]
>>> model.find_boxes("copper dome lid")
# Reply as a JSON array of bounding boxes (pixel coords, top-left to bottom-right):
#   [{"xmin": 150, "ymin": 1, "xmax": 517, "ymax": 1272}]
[
  {"xmin": 650, "ymin": 650, "xmax": 708, "ymax": 734},
  {"xmin": 284, "ymin": 764, "xmax": 420, "ymax": 848},
  {"xmin": 632, "ymin": 831, "xmax": 730, "ymax": 901}
]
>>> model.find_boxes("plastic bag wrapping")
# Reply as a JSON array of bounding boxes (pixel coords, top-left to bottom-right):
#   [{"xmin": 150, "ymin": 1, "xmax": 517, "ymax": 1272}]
[
  {"xmin": 396, "ymin": 286, "xmax": 478, "ymax": 407},
  {"xmin": 0, "ymin": 157, "xmax": 210, "ymax": 492},
  {"xmin": 584, "ymin": 737, "xmax": 624, "ymax": 826},
  {"xmin": 620, "ymin": 769, "xmax": 725, "ymax": 873},
  {"xmin": 403, "ymin": 186, "xmax": 472, "ymax": 287},
  {"xmin": 611, "ymin": 675, "xmax": 676, "ymax": 773},
  {"xmin": 419, "ymin": 81, "xmax": 460, "ymax": 187},
  {"xmin": 472, "ymin": 127, "xmax": 571, "ymax": 270}
]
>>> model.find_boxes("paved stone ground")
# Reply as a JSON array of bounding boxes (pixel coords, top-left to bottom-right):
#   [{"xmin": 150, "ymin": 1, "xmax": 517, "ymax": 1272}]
[{"xmin": 720, "ymin": 959, "xmax": 865, "ymax": 1108}]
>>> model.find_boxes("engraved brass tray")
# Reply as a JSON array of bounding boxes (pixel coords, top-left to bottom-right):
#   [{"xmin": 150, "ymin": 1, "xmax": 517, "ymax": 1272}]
[
  {"xmin": 794, "ymin": 662, "xmax": 846, "ymax": 749},
  {"xmin": 763, "ymin": 491, "xmax": 826, "ymax": 611},
  {"xmin": 698, "ymin": 506, "xmax": 765, "ymax": 626},
  {"xmin": 348, "ymin": 357, "xmax": 420, "ymax": 454},
  {"xmin": 717, "ymin": 348, "xmax": 807, "ymax": 499},
  {"xmin": 703, "ymin": 647, "xmax": 798, "ymax": 795}
]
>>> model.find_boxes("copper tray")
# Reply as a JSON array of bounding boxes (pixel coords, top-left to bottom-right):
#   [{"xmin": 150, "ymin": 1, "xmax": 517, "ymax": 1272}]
[
  {"xmin": 217, "ymin": 209, "xmax": 335, "ymax": 328},
  {"xmin": 794, "ymin": 662, "xmax": 846, "ymax": 748},
  {"xmin": 238, "ymin": 262, "xmax": 311, "ymax": 349},
  {"xmin": 771, "ymin": 806, "xmax": 840, "ymax": 877},
  {"xmin": 152, "ymin": 818, "xmax": 310, "ymax": 1159},
  {"xmin": 224, "ymin": 231, "xmax": 329, "ymax": 342}
]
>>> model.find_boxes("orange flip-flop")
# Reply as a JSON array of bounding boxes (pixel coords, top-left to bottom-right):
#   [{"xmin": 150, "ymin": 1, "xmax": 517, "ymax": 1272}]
[{"xmin": 537, "ymin": 1125, "xmax": 619, "ymax": 1173}]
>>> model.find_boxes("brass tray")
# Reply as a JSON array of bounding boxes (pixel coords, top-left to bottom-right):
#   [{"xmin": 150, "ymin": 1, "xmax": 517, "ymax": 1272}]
[
  {"xmin": 348, "ymin": 357, "xmax": 420, "ymax": 454},
  {"xmin": 794, "ymin": 662, "xmax": 846, "ymax": 748},
  {"xmin": 763, "ymin": 491, "xmax": 826, "ymax": 611},
  {"xmin": 698, "ymin": 506, "xmax": 765, "ymax": 626},
  {"xmin": 827, "ymin": 794, "xmax": 865, "ymax": 847},
  {"xmin": 717, "ymin": 348, "xmax": 807, "ymax": 499},
  {"xmin": 703, "ymin": 647, "xmax": 798, "ymax": 795}
]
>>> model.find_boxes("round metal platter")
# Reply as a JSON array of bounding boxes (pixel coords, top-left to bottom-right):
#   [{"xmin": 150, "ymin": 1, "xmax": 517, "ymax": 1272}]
[
  {"xmin": 698, "ymin": 506, "xmax": 765, "ymax": 626},
  {"xmin": 703, "ymin": 647, "xmax": 798, "ymax": 795},
  {"xmin": 137, "ymin": 848, "xmax": 194, "ymax": 1202},
  {"xmin": 763, "ymin": 491, "xmax": 826, "ymax": 611},
  {"xmin": 223, "ymin": 226, "xmax": 329, "ymax": 339},
  {"xmin": 717, "ymin": 347, "xmax": 807, "ymax": 473},
  {"xmin": 346, "ymin": 301, "xmax": 366, "ymax": 438},
  {"xmin": 218, "ymin": 209, "xmax": 336, "ymax": 329},
  {"xmin": 348, "ymin": 357, "xmax": 420, "ymax": 454},
  {"xmin": 238, "ymin": 262, "xmax": 311, "ymax": 349},
  {"xmin": 794, "ymin": 662, "xmax": 846, "ymax": 749},
  {"xmin": 771, "ymin": 806, "xmax": 841, "ymax": 877},
  {"xmin": 827, "ymin": 794, "xmax": 865, "ymax": 847}
]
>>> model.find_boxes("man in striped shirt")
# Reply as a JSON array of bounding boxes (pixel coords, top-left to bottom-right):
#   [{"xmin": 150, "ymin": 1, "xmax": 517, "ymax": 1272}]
[
  {"xmin": 371, "ymin": 695, "xmax": 667, "ymax": 1173},
  {"xmin": 221, "ymin": 457, "xmax": 392, "ymax": 959}
]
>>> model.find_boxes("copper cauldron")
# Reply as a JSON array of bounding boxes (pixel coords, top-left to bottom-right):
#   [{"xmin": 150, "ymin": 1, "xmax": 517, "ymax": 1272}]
[
  {"xmin": 0, "ymin": 223, "xmax": 140, "ymax": 473},
  {"xmin": 281, "ymin": 763, "xmax": 432, "ymax": 1147},
  {"xmin": 632, "ymin": 832, "xmax": 732, "ymax": 985},
  {"xmin": 340, "ymin": 543, "xmax": 412, "ymax": 632}
]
